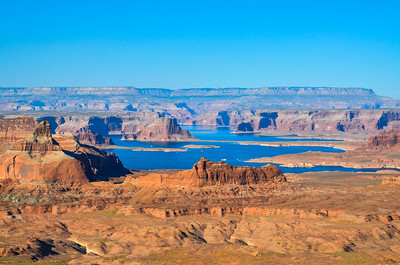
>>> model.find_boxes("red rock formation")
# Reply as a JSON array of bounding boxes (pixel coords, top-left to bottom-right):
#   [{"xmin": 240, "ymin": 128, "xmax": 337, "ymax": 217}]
[
  {"xmin": 0, "ymin": 117, "xmax": 128, "ymax": 185},
  {"xmin": 382, "ymin": 176, "xmax": 400, "ymax": 186},
  {"xmin": 0, "ymin": 116, "xmax": 38, "ymax": 142},
  {"xmin": 226, "ymin": 110, "xmax": 400, "ymax": 134},
  {"xmin": 365, "ymin": 129, "xmax": 400, "ymax": 150},
  {"xmin": 134, "ymin": 117, "xmax": 195, "ymax": 142},
  {"xmin": 126, "ymin": 157, "xmax": 286, "ymax": 187},
  {"xmin": 74, "ymin": 128, "xmax": 114, "ymax": 146}
]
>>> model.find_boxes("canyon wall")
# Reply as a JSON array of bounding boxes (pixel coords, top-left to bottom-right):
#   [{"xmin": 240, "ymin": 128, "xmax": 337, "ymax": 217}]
[
  {"xmin": 227, "ymin": 110, "xmax": 400, "ymax": 134},
  {"xmin": 0, "ymin": 117, "xmax": 128, "ymax": 185},
  {"xmin": 1, "ymin": 86, "xmax": 399, "ymax": 113},
  {"xmin": 35, "ymin": 113, "xmax": 194, "ymax": 142},
  {"xmin": 4, "ymin": 109, "xmax": 400, "ymax": 138}
]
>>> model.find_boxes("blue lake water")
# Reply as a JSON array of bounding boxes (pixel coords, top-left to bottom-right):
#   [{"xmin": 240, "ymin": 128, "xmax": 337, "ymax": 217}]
[{"xmin": 106, "ymin": 126, "xmax": 377, "ymax": 173}]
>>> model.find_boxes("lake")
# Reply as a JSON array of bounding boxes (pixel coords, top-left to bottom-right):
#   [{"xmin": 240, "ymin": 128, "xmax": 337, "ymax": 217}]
[{"xmin": 106, "ymin": 126, "xmax": 375, "ymax": 173}]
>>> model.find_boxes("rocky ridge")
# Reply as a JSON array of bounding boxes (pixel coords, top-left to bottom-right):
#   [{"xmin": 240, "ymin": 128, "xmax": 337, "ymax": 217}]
[
  {"xmin": 4, "ymin": 109, "xmax": 400, "ymax": 139},
  {"xmin": 74, "ymin": 128, "xmax": 115, "ymax": 146},
  {"xmin": 1, "ymin": 86, "xmax": 399, "ymax": 113},
  {"xmin": 365, "ymin": 129, "xmax": 400, "ymax": 150},
  {"xmin": 125, "ymin": 157, "xmax": 286, "ymax": 187},
  {"xmin": 35, "ymin": 114, "xmax": 194, "ymax": 142},
  {"xmin": 0, "ymin": 117, "xmax": 128, "ymax": 185},
  {"xmin": 232, "ymin": 110, "xmax": 400, "ymax": 134}
]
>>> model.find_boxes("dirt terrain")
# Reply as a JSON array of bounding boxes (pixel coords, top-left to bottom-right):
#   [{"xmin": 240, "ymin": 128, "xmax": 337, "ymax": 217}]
[
  {"xmin": 1, "ymin": 118, "xmax": 400, "ymax": 264},
  {"xmin": 1, "ymin": 168, "xmax": 400, "ymax": 264}
]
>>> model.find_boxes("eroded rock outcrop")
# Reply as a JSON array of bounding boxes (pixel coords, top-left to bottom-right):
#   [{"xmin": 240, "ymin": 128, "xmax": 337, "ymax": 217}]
[
  {"xmin": 134, "ymin": 117, "xmax": 195, "ymax": 142},
  {"xmin": 74, "ymin": 128, "xmax": 114, "ymax": 147},
  {"xmin": 365, "ymin": 129, "xmax": 400, "ymax": 150},
  {"xmin": 0, "ymin": 117, "xmax": 128, "ymax": 185},
  {"xmin": 126, "ymin": 157, "xmax": 286, "ymax": 187},
  {"xmin": 382, "ymin": 176, "xmax": 400, "ymax": 186},
  {"xmin": 0, "ymin": 116, "xmax": 38, "ymax": 142},
  {"xmin": 229, "ymin": 110, "xmax": 400, "ymax": 134}
]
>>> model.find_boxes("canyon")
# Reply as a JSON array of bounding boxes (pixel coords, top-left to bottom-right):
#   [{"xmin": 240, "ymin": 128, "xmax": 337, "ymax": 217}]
[
  {"xmin": 1, "ymin": 118, "xmax": 400, "ymax": 264},
  {"xmin": 2, "ymin": 109, "xmax": 400, "ymax": 141},
  {"xmin": 2, "ymin": 87, "xmax": 400, "ymax": 139},
  {"xmin": 1, "ymin": 87, "xmax": 400, "ymax": 264},
  {"xmin": 1, "ymin": 162, "xmax": 400, "ymax": 264}
]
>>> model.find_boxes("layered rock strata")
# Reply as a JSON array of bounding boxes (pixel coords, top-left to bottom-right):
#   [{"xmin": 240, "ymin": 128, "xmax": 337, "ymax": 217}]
[
  {"xmin": 74, "ymin": 128, "xmax": 114, "ymax": 146},
  {"xmin": 233, "ymin": 110, "xmax": 400, "ymax": 134},
  {"xmin": 365, "ymin": 129, "xmax": 400, "ymax": 150},
  {"xmin": 0, "ymin": 117, "xmax": 128, "ymax": 185},
  {"xmin": 125, "ymin": 157, "xmax": 286, "ymax": 187},
  {"xmin": 134, "ymin": 117, "xmax": 195, "ymax": 142}
]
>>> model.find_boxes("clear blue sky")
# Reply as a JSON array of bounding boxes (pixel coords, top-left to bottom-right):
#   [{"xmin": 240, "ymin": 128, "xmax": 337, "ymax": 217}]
[{"xmin": 0, "ymin": 0, "xmax": 399, "ymax": 98}]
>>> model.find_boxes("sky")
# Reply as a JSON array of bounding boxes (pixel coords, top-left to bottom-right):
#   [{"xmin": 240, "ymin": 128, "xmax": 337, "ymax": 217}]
[{"xmin": 0, "ymin": 0, "xmax": 399, "ymax": 98}]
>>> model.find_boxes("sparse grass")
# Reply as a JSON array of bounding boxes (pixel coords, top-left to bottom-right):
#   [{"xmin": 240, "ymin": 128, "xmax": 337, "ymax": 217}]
[
  {"xmin": 101, "ymin": 238, "xmax": 117, "ymax": 243},
  {"xmin": 86, "ymin": 209, "xmax": 121, "ymax": 217},
  {"xmin": 330, "ymin": 252, "xmax": 374, "ymax": 265},
  {"xmin": 0, "ymin": 187, "xmax": 83, "ymax": 207},
  {"xmin": 0, "ymin": 257, "xmax": 66, "ymax": 265},
  {"xmin": 110, "ymin": 255, "xmax": 125, "ymax": 260},
  {"xmin": 140, "ymin": 247, "xmax": 286, "ymax": 264}
]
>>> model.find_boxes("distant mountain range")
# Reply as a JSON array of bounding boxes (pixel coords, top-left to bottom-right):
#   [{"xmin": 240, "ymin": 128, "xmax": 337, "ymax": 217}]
[
  {"xmin": 0, "ymin": 86, "xmax": 398, "ymax": 113},
  {"xmin": 0, "ymin": 86, "xmax": 375, "ymax": 96}
]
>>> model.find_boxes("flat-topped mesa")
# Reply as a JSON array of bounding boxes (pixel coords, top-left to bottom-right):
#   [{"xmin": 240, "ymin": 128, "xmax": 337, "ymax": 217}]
[
  {"xmin": 126, "ymin": 157, "xmax": 286, "ymax": 188},
  {"xmin": 134, "ymin": 117, "xmax": 195, "ymax": 142},
  {"xmin": 0, "ymin": 86, "xmax": 375, "ymax": 96},
  {"xmin": 365, "ymin": 129, "xmax": 400, "ymax": 150},
  {"xmin": 0, "ymin": 117, "xmax": 128, "ymax": 186}
]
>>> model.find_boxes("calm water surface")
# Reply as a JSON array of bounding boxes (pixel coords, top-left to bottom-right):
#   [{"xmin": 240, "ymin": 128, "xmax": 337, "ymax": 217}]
[{"xmin": 106, "ymin": 126, "xmax": 375, "ymax": 173}]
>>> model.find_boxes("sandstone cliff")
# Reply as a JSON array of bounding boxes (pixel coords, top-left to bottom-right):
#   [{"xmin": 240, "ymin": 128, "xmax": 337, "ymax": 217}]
[
  {"xmin": 0, "ymin": 117, "xmax": 128, "ymax": 185},
  {"xmin": 231, "ymin": 110, "xmax": 400, "ymax": 134},
  {"xmin": 133, "ymin": 117, "xmax": 195, "ymax": 142},
  {"xmin": 1, "ymin": 86, "xmax": 399, "ymax": 113},
  {"xmin": 6, "ymin": 109, "xmax": 400, "ymax": 140},
  {"xmin": 126, "ymin": 157, "xmax": 286, "ymax": 187},
  {"xmin": 365, "ymin": 129, "xmax": 400, "ymax": 150},
  {"xmin": 0, "ymin": 116, "xmax": 38, "ymax": 142},
  {"xmin": 74, "ymin": 128, "xmax": 115, "ymax": 146},
  {"xmin": 38, "ymin": 113, "xmax": 195, "ymax": 142}
]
